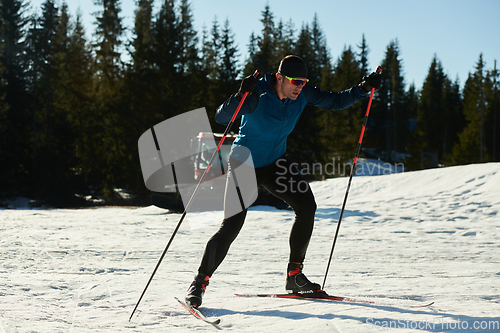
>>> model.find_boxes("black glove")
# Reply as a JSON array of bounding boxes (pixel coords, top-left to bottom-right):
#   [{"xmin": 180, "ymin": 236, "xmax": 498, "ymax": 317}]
[
  {"xmin": 359, "ymin": 72, "xmax": 382, "ymax": 94},
  {"xmin": 236, "ymin": 74, "xmax": 258, "ymax": 100}
]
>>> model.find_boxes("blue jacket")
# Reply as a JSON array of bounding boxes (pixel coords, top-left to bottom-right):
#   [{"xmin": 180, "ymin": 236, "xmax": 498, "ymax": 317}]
[{"xmin": 215, "ymin": 73, "xmax": 365, "ymax": 168}]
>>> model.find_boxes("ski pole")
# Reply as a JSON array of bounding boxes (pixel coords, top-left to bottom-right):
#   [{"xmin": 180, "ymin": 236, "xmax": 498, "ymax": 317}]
[
  {"xmin": 129, "ymin": 70, "xmax": 259, "ymax": 322},
  {"xmin": 321, "ymin": 66, "xmax": 382, "ymax": 290}
]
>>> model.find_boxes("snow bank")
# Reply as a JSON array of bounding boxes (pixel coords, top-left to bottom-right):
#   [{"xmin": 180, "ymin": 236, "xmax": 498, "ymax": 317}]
[{"xmin": 0, "ymin": 163, "xmax": 499, "ymax": 332}]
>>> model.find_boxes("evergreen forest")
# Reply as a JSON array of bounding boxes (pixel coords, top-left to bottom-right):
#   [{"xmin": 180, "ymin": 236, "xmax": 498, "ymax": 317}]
[{"xmin": 1, "ymin": 0, "xmax": 499, "ymax": 206}]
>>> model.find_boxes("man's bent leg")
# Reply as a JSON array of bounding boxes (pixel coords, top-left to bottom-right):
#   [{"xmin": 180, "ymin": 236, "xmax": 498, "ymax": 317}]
[
  {"xmin": 259, "ymin": 157, "xmax": 320, "ymax": 293},
  {"xmin": 261, "ymin": 158, "xmax": 317, "ymax": 263},
  {"xmin": 198, "ymin": 208, "xmax": 247, "ymax": 277}
]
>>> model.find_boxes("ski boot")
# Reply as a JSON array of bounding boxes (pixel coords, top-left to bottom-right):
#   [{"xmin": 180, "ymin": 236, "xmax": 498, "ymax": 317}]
[
  {"xmin": 286, "ymin": 262, "xmax": 322, "ymax": 295},
  {"xmin": 185, "ymin": 273, "xmax": 210, "ymax": 308}
]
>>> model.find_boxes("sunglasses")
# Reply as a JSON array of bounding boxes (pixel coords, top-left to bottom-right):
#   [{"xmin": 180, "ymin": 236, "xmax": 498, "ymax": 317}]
[{"xmin": 283, "ymin": 75, "xmax": 309, "ymax": 87}]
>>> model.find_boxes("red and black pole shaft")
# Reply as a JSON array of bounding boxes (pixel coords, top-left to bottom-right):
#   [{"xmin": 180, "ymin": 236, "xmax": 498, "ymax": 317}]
[
  {"xmin": 322, "ymin": 66, "xmax": 382, "ymax": 290},
  {"xmin": 129, "ymin": 70, "xmax": 259, "ymax": 322}
]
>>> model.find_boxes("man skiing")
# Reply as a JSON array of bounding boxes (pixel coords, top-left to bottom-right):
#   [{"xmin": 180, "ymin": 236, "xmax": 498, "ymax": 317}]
[{"xmin": 185, "ymin": 55, "xmax": 381, "ymax": 308}]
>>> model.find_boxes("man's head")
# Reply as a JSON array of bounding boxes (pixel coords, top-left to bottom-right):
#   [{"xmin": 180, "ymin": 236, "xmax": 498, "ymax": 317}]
[
  {"xmin": 275, "ymin": 55, "xmax": 309, "ymax": 100},
  {"xmin": 278, "ymin": 55, "xmax": 308, "ymax": 78}
]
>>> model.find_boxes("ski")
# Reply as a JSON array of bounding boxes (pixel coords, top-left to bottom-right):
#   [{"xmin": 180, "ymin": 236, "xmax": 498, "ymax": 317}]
[
  {"xmin": 408, "ymin": 301, "xmax": 435, "ymax": 308},
  {"xmin": 235, "ymin": 293, "xmax": 434, "ymax": 308},
  {"xmin": 174, "ymin": 297, "xmax": 221, "ymax": 326},
  {"xmin": 235, "ymin": 292, "xmax": 373, "ymax": 305}
]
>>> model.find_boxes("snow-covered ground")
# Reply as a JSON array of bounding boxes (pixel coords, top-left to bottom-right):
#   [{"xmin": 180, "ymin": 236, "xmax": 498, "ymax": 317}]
[{"xmin": 1, "ymin": 163, "xmax": 499, "ymax": 332}]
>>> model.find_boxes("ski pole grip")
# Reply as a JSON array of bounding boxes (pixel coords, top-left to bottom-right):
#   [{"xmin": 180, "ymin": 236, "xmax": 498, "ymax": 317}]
[{"xmin": 368, "ymin": 66, "xmax": 383, "ymax": 97}]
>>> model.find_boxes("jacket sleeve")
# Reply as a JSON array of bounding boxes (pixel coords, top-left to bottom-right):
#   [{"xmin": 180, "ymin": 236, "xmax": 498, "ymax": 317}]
[
  {"xmin": 303, "ymin": 83, "xmax": 365, "ymax": 111},
  {"xmin": 215, "ymin": 92, "xmax": 259, "ymax": 125}
]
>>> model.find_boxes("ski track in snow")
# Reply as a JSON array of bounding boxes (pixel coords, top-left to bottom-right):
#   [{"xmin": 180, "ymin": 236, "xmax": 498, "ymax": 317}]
[{"xmin": 1, "ymin": 163, "xmax": 499, "ymax": 332}]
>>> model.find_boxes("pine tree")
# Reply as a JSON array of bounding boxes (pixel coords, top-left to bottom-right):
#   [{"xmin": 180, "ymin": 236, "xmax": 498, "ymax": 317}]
[
  {"xmin": 357, "ymin": 34, "xmax": 369, "ymax": 76},
  {"xmin": 288, "ymin": 19, "xmax": 331, "ymax": 176},
  {"xmin": 319, "ymin": 58, "xmax": 335, "ymax": 165},
  {"xmin": 37, "ymin": 0, "xmax": 59, "ymax": 161},
  {"xmin": 131, "ymin": 0, "xmax": 154, "ymax": 75},
  {"xmin": 245, "ymin": 4, "xmax": 276, "ymax": 75},
  {"xmin": 355, "ymin": 33, "xmax": 372, "ymax": 131},
  {"xmin": 200, "ymin": 17, "xmax": 220, "ymax": 122},
  {"xmin": 129, "ymin": 0, "xmax": 158, "ymax": 129},
  {"xmin": 177, "ymin": 0, "xmax": 198, "ymax": 77},
  {"xmin": 116, "ymin": 0, "xmax": 160, "ymax": 199},
  {"xmin": 322, "ymin": 46, "xmax": 362, "ymax": 170},
  {"xmin": 200, "ymin": 23, "xmax": 210, "ymax": 68},
  {"xmin": 406, "ymin": 55, "xmax": 464, "ymax": 169},
  {"xmin": 244, "ymin": 31, "xmax": 258, "ymax": 76},
  {"xmin": 332, "ymin": 46, "xmax": 361, "ymax": 91},
  {"xmin": 94, "ymin": 0, "xmax": 123, "ymax": 89},
  {"xmin": 177, "ymin": 0, "xmax": 202, "ymax": 111},
  {"xmin": 0, "ymin": 48, "xmax": 6, "ymax": 115},
  {"xmin": 405, "ymin": 82, "xmax": 419, "ymax": 128},
  {"xmin": 374, "ymin": 39, "xmax": 407, "ymax": 162},
  {"xmin": 0, "ymin": 45, "xmax": 8, "ymax": 176},
  {"xmin": 203, "ymin": 17, "xmax": 220, "ymax": 80},
  {"xmin": 0, "ymin": 0, "xmax": 30, "ymax": 190},
  {"xmin": 308, "ymin": 14, "xmax": 329, "ymax": 83},
  {"xmin": 153, "ymin": 0, "xmax": 178, "ymax": 117},
  {"xmin": 410, "ymin": 56, "xmax": 446, "ymax": 167},
  {"xmin": 450, "ymin": 54, "xmax": 488, "ymax": 164},
  {"xmin": 214, "ymin": 18, "xmax": 240, "ymax": 131},
  {"xmin": 24, "ymin": 14, "xmax": 40, "ymax": 176},
  {"xmin": 274, "ymin": 18, "xmax": 294, "ymax": 62},
  {"xmin": 34, "ymin": 3, "xmax": 86, "ymax": 202},
  {"xmin": 66, "ymin": 12, "xmax": 95, "ymax": 192},
  {"xmin": 441, "ymin": 77, "xmax": 463, "ymax": 164},
  {"xmin": 294, "ymin": 23, "xmax": 314, "ymax": 68},
  {"xmin": 219, "ymin": 18, "xmax": 239, "ymax": 90},
  {"xmin": 487, "ymin": 60, "xmax": 499, "ymax": 160},
  {"xmin": 92, "ymin": 0, "xmax": 125, "ymax": 199}
]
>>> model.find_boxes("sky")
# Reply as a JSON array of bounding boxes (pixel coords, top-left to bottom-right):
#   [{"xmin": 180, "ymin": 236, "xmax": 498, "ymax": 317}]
[{"xmin": 28, "ymin": 0, "xmax": 500, "ymax": 90}]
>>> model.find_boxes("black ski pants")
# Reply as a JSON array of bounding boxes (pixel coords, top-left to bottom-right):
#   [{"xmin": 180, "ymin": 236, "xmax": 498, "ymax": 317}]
[{"xmin": 198, "ymin": 155, "xmax": 317, "ymax": 277}]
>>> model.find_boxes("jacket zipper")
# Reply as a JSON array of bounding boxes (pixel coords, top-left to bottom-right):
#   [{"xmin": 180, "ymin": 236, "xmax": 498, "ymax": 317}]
[{"xmin": 265, "ymin": 99, "xmax": 287, "ymax": 166}]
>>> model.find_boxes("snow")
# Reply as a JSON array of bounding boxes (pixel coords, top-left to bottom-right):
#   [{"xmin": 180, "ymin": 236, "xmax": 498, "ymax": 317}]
[{"xmin": 1, "ymin": 162, "xmax": 499, "ymax": 332}]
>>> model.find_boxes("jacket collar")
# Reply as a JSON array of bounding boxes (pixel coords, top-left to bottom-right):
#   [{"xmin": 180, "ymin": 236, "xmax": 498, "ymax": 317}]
[{"xmin": 262, "ymin": 73, "xmax": 279, "ymax": 99}]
